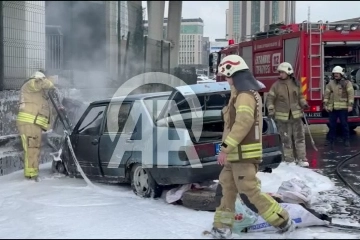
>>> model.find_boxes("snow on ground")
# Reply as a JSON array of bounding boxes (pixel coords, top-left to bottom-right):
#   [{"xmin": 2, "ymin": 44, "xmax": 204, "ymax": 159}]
[{"xmin": 0, "ymin": 162, "xmax": 359, "ymax": 239}]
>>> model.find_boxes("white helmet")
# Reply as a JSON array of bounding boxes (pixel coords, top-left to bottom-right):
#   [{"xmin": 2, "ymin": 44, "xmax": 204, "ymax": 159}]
[
  {"xmin": 332, "ymin": 66, "xmax": 345, "ymax": 75},
  {"xmin": 277, "ymin": 62, "xmax": 294, "ymax": 75},
  {"xmin": 218, "ymin": 55, "xmax": 249, "ymax": 77},
  {"xmin": 30, "ymin": 71, "xmax": 46, "ymax": 80}
]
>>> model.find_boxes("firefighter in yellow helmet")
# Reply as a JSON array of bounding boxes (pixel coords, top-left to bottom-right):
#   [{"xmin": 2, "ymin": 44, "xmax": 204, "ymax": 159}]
[
  {"xmin": 211, "ymin": 55, "xmax": 295, "ymax": 238},
  {"xmin": 266, "ymin": 62, "xmax": 309, "ymax": 167},
  {"xmin": 16, "ymin": 70, "xmax": 55, "ymax": 181},
  {"xmin": 324, "ymin": 66, "xmax": 354, "ymax": 148}
]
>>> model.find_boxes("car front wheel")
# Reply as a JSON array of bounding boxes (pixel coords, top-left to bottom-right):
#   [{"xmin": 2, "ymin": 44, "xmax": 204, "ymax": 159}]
[{"xmin": 130, "ymin": 163, "xmax": 162, "ymax": 198}]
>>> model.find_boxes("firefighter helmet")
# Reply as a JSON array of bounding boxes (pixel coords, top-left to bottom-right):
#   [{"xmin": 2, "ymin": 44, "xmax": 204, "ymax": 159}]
[
  {"xmin": 31, "ymin": 71, "xmax": 46, "ymax": 80},
  {"xmin": 39, "ymin": 69, "xmax": 47, "ymax": 76},
  {"xmin": 332, "ymin": 66, "xmax": 345, "ymax": 75},
  {"xmin": 218, "ymin": 55, "xmax": 249, "ymax": 77},
  {"xmin": 277, "ymin": 62, "xmax": 294, "ymax": 75}
]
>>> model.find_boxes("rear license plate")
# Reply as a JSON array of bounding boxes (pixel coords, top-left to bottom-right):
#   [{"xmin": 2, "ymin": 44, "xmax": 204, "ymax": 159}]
[
  {"xmin": 304, "ymin": 112, "xmax": 322, "ymax": 118},
  {"xmin": 215, "ymin": 143, "xmax": 221, "ymax": 155}
]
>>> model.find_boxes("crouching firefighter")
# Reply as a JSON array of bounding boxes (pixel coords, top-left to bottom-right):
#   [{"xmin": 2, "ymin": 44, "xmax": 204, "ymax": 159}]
[
  {"xmin": 266, "ymin": 62, "xmax": 309, "ymax": 167},
  {"xmin": 323, "ymin": 66, "xmax": 354, "ymax": 148},
  {"xmin": 16, "ymin": 71, "xmax": 55, "ymax": 181},
  {"xmin": 211, "ymin": 55, "xmax": 295, "ymax": 239}
]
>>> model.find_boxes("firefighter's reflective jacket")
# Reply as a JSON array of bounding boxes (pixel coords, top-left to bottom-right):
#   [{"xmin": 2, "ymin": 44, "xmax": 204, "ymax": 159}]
[
  {"xmin": 16, "ymin": 77, "xmax": 55, "ymax": 130},
  {"xmin": 220, "ymin": 86, "xmax": 263, "ymax": 163},
  {"xmin": 323, "ymin": 79, "xmax": 354, "ymax": 110},
  {"xmin": 266, "ymin": 79, "xmax": 307, "ymax": 121}
]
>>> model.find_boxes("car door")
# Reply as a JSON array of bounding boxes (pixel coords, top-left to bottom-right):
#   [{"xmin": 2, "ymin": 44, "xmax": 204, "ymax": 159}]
[
  {"xmin": 72, "ymin": 104, "xmax": 107, "ymax": 179},
  {"xmin": 99, "ymin": 101, "xmax": 135, "ymax": 179}
]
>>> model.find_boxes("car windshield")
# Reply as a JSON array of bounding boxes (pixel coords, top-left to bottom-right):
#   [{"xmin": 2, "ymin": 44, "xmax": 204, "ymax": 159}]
[{"xmin": 143, "ymin": 95, "xmax": 170, "ymax": 122}]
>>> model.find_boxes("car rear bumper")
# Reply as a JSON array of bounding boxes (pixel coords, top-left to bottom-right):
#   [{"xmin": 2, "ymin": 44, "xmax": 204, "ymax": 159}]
[{"xmin": 148, "ymin": 150, "xmax": 282, "ymax": 186}]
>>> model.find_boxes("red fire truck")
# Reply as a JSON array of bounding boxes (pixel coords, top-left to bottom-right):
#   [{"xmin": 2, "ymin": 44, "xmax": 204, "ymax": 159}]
[{"xmin": 210, "ymin": 21, "xmax": 360, "ymax": 129}]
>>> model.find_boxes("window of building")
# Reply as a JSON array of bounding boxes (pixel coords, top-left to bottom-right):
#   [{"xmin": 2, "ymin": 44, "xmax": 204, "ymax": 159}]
[
  {"xmin": 180, "ymin": 25, "xmax": 203, "ymax": 34},
  {"xmin": 251, "ymin": 1, "xmax": 261, "ymax": 34},
  {"xmin": 272, "ymin": 1, "xmax": 279, "ymax": 23},
  {"xmin": 116, "ymin": 1, "xmax": 129, "ymax": 39}
]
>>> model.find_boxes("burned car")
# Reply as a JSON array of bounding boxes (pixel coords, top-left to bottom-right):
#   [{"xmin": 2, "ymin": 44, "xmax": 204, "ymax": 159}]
[{"xmin": 52, "ymin": 82, "xmax": 283, "ymax": 198}]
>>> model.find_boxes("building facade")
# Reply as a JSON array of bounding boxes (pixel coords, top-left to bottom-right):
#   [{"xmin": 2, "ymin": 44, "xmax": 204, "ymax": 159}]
[
  {"xmin": 144, "ymin": 18, "xmax": 205, "ymax": 65},
  {"xmin": 226, "ymin": 1, "xmax": 296, "ymax": 41},
  {"xmin": 209, "ymin": 40, "xmax": 228, "ymax": 53},
  {"xmin": 1, "ymin": 1, "xmax": 46, "ymax": 90},
  {"xmin": 0, "ymin": 1, "xmax": 142, "ymax": 90}
]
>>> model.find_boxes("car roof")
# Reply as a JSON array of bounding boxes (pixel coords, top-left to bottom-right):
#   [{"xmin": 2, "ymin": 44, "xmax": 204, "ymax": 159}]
[{"xmin": 90, "ymin": 91, "xmax": 172, "ymax": 105}]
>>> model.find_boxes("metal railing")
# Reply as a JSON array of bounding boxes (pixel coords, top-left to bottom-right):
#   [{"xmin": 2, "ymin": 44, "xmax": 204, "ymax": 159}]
[{"xmin": 236, "ymin": 20, "xmax": 360, "ymax": 43}]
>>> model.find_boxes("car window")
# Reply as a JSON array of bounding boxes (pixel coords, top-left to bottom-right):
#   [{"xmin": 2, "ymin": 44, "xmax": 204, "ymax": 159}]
[
  {"xmin": 171, "ymin": 93, "xmax": 229, "ymax": 114},
  {"xmin": 143, "ymin": 95, "xmax": 170, "ymax": 122},
  {"xmin": 104, "ymin": 102, "xmax": 134, "ymax": 133},
  {"xmin": 78, "ymin": 105, "xmax": 106, "ymax": 135}
]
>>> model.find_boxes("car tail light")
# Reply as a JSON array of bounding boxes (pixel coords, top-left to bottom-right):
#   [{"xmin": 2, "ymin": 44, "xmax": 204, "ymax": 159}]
[
  {"xmin": 310, "ymin": 106, "xmax": 320, "ymax": 112},
  {"xmin": 262, "ymin": 134, "xmax": 280, "ymax": 149},
  {"xmin": 178, "ymin": 143, "xmax": 217, "ymax": 161}
]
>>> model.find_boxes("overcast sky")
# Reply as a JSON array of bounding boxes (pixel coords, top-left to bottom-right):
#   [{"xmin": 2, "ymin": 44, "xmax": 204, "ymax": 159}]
[{"xmin": 142, "ymin": 1, "xmax": 360, "ymax": 41}]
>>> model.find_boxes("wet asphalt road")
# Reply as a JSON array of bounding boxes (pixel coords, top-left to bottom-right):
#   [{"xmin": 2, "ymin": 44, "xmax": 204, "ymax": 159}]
[{"xmin": 306, "ymin": 128, "xmax": 360, "ymax": 221}]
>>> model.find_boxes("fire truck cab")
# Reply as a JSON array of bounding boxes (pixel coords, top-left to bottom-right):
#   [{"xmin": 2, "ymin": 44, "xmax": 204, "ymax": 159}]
[{"xmin": 210, "ymin": 21, "xmax": 360, "ymax": 130}]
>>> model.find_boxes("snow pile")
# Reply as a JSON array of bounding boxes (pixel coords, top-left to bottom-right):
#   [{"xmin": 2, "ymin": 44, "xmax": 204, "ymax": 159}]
[
  {"xmin": 0, "ymin": 162, "xmax": 358, "ymax": 239},
  {"xmin": 259, "ymin": 162, "xmax": 335, "ymax": 193}
]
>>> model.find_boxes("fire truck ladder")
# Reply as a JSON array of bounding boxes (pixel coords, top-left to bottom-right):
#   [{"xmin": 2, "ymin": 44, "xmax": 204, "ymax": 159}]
[{"xmin": 308, "ymin": 21, "xmax": 324, "ymax": 101}]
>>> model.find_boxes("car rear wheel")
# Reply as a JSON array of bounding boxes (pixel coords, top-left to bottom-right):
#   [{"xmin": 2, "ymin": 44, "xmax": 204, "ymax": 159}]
[{"xmin": 130, "ymin": 164, "xmax": 162, "ymax": 198}]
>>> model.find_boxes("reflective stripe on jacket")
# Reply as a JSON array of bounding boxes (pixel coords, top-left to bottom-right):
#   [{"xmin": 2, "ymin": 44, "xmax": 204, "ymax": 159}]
[
  {"xmin": 324, "ymin": 79, "xmax": 354, "ymax": 110},
  {"xmin": 221, "ymin": 86, "xmax": 263, "ymax": 163},
  {"xmin": 17, "ymin": 112, "xmax": 49, "ymax": 129},
  {"xmin": 266, "ymin": 78, "xmax": 307, "ymax": 121},
  {"xmin": 17, "ymin": 77, "xmax": 54, "ymax": 130}
]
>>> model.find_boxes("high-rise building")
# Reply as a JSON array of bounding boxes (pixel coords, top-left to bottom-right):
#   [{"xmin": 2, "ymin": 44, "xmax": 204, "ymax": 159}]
[
  {"xmin": 227, "ymin": 1, "xmax": 296, "ymax": 42},
  {"xmin": 226, "ymin": 9, "xmax": 230, "ymax": 39},
  {"xmin": 144, "ymin": 18, "xmax": 205, "ymax": 65}
]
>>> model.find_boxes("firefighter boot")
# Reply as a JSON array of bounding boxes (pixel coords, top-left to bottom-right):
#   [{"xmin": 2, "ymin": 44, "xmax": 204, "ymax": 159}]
[
  {"xmin": 25, "ymin": 176, "xmax": 40, "ymax": 182},
  {"xmin": 277, "ymin": 219, "xmax": 296, "ymax": 234},
  {"xmin": 297, "ymin": 160, "xmax": 309, "ymax": 168},
  {"xmin": 210, "ymin": 227, "xmax": 232, "ymax": 239}
]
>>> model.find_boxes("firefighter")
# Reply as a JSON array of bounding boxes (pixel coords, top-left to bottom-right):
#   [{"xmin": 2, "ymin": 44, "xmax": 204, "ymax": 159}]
[
  {"xmin": 266, "ymin": 62, "xmax": 309, "ymax": 167},
  {"xmin": 323, "ymin": 66, "xmax": 354, "ymax": 148},
  {"xmin": 16, "ymin": 71, "xmax": 55, "ymax": 181},
  {"xmin": 211, "ymin": 55, "xmax": 295, "ymax": 239}
]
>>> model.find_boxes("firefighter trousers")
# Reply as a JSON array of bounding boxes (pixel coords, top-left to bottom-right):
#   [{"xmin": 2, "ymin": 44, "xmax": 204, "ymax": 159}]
[
  {"xmin": 213, "ymin": 162, "xmax": 290, "ymax": 229},
  {"xmin": 276, "ymin": 118, "xmax": 306, "ymax": 162},
  {"xmin": 16, "ymin": 122, "xmax": 43, "ymax": 178},
  {"xmin": 328, "ymin": 110, "xmax": 349, "ymax": 142}
]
